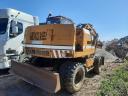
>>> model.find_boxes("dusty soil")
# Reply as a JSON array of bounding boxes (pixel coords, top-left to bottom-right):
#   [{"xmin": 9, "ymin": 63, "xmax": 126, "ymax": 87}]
[{"xmin": 0, "ymin": 62, "xmax": 122, "ymax": 96}]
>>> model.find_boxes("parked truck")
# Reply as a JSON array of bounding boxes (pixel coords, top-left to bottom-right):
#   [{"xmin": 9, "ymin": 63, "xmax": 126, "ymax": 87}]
[
  {"xmin": 11, "ymin": 14, "xmax": 104, "ymax": 93},
  {"xmin": 0, "ymin": 8, "xmax": 39, "ymax": 69}
]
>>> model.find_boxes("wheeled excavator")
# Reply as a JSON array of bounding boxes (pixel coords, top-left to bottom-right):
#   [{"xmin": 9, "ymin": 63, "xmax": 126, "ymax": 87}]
[{"xmin": 10, "ymin": 14, "xmax": 104, "ymax": 93}]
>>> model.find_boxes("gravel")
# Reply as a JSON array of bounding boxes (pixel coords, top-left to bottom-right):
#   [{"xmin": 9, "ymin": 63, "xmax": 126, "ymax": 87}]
[{"xmin": 0, "ymin": 62, "xmax": 122, "ymax": 96}]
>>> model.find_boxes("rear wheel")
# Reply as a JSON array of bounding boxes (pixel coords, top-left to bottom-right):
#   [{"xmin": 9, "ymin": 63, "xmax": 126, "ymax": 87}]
[
  {"xmin": 93, "ymin": 56, "xmax": 101, "ymax": 75},
  {"xmin": 59, "ymin": 62, "xmax": 85, "ymax": 93}
]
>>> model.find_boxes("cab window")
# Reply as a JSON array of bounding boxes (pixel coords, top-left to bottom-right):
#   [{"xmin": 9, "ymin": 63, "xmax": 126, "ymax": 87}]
[
  {"xmin": 0, "ymin": 18, "xmax": 8, "ymax": 35},
  {"xmin": 17, "ymin": 22, "xmax": 23, "ymax": 34}
]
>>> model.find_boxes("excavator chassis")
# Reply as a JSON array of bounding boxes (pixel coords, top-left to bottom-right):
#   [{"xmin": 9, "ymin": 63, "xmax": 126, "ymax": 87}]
[{"xmin": 10, "ymin": 60, "xmax": 61, "ymax": 93}]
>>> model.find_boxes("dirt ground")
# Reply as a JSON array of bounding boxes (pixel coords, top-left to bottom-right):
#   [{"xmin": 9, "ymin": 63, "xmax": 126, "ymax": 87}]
[{"xmin": 0, "ymin": 62, "xmax": 122, "ymax": 96}]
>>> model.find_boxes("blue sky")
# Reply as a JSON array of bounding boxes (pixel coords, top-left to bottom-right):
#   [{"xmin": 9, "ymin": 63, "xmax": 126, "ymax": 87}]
[{"xmin": 0, "ymin": 0, "xmax": 127, "ymax": 41}]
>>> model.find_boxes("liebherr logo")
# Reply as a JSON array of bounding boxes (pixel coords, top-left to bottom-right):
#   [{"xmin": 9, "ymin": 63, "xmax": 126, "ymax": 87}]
[
  {"xmin": 30, "ymin": 29, "xmax": 54, "ymax": 40},
  {"xmin": 30, "ymin": 31, "xmax": 47, "ymax": 40}
]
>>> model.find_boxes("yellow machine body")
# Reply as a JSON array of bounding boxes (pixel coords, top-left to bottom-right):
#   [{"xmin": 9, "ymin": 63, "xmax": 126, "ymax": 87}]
[{"xmin": 24, "ymin": 24, "xmax": 96, "ymax": 59}]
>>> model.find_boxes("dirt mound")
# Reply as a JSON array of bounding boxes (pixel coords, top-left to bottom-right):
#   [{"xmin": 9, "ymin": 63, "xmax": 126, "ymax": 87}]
[{"xmin": 95, "ymin": 48, "xmax": 118, "ymax": 62}]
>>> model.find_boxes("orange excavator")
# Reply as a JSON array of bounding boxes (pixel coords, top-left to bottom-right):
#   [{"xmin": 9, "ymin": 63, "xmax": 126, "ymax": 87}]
[{"xmin": 10, "ymin": 14, "xmax": 104, "ymax": 93}]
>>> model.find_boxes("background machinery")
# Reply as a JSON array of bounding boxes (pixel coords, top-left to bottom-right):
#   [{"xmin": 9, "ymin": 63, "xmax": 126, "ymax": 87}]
[{"xmin": 0, "ymin": 8, "xmax": 39, "ymax": 69}]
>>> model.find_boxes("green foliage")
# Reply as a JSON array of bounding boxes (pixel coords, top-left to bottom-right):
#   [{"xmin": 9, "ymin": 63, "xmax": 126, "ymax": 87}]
[{"xmin": 97, "ymin": 62, "xmax": 128, "ymax": 96}]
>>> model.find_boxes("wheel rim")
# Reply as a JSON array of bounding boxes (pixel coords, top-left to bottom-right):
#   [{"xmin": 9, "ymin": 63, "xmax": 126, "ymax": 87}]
[{"xmin": 74, "ymin": 68, "xmax": 84, "ymax": 88}]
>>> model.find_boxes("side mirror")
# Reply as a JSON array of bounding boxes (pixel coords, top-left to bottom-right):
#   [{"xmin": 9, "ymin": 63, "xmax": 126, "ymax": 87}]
[{"xmin": 12, "ymin": 21, "xmax": 18, "ymax": 34}]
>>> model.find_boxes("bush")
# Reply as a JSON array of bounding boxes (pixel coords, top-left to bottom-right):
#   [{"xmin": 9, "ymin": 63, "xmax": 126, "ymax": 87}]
[{"xmin": 97, "ymin": 62, "xmax": 128, "ymax": 96}]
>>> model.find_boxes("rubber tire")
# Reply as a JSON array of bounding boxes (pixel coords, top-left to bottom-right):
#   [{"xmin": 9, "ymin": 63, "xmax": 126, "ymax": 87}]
[
  {"xmin": 99, "ymin": 56, "xmax": 104, "ymax": 65},
  {"xmin": 93, "ymin": 57, "xmax": 101, "ymax": 75},
  {"xmin": 101, "ymin": 56, "xmax": 104, "ymax": 65},
  {"xmin": 59, "ymin": 62, "xmax": 85, "ymax": 93}
]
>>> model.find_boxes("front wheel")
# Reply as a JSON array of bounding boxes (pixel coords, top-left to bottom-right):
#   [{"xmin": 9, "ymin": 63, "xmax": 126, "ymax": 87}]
[
  {"xmin": 59, "ymin": 62, "xmax": 85, "ymax": 93},
  {"xmin": 99, "ymin": 56, "xmax": 104, "ymax": 65},
  {"xmin": 93, "ymin": 56, "xmax": 101, "ymax": 75}
]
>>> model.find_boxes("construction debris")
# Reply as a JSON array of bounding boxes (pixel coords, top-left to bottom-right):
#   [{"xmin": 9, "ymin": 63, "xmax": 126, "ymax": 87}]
[{"xmin": 105, "ymin": 36, "xmax": 128, "ymax": 59}]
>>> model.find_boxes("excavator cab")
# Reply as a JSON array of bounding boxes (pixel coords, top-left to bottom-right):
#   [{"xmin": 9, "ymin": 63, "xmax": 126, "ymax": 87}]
[{"xmin": 46, "ymin": 14, "xmax": 74, "ymax": 24}]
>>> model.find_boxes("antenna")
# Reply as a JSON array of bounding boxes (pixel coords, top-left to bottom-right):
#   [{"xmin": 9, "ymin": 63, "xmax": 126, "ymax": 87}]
[
  {"xmin": 46, "ymin": 11, "xmax": 52, "ymax": 23},
  {"xmin": 15, "ymin": 12, "xmax": 20, "ymax": 18},
  {"xmin": 48, "ymin": 12, "xmax": 52, "ymax": 17}
]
